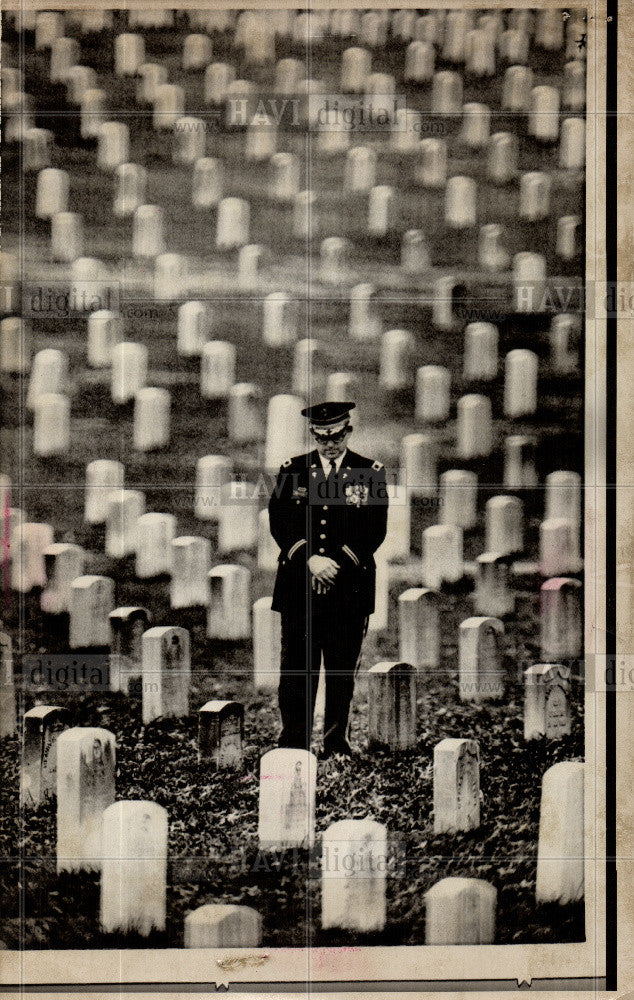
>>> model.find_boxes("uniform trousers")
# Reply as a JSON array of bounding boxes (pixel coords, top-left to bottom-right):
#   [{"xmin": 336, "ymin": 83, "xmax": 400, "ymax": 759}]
[{"xmin": 278, "ymin": 604, "xmax": 366, "ymax": 750}]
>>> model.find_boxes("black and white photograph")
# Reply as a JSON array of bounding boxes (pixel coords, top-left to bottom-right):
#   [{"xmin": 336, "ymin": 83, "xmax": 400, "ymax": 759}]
[{"xmin": 0, "ymin": 1, "xmax": 620, "ymax": 990}]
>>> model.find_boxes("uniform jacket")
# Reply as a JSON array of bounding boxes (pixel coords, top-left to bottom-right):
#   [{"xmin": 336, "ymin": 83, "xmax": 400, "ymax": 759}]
[{"xmin": 268, "ymin": 448, "xmax": 388, "ymax": 617}]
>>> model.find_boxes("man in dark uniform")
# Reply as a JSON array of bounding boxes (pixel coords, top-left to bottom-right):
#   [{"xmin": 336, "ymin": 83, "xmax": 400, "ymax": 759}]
[{"xmin": 268, "ymin": 402, "xmax": 388, "ymax": 757}]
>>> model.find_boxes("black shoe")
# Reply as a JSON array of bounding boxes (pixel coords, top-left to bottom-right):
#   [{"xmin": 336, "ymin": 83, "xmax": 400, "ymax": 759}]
[{"xmin": 320, "ymin": 739, "xmax": 354, "ymax": 760}]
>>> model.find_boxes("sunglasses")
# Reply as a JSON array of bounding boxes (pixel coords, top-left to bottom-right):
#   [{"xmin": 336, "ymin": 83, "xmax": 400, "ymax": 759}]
[{"xmin": 311, "ymin": 426, "xmax": 350, "ymax": 445}]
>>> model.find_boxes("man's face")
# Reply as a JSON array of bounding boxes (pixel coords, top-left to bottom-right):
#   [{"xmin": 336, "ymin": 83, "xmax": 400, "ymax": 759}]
[{"xmin": 311, "ymin": 424, "xmax": 351, "ymax": 461}]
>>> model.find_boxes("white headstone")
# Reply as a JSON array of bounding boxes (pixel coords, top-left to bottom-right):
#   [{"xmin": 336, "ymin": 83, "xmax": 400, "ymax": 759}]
[
  {"xmin": 535, "ymin": 9, "xmax": 564, "ymax": 51},
  {"xmin": 21, "ymin": 706, "xmax": 69, "ymax": 808},
  {"xmin": 320, "ymin": 237, "xmax": 350, "ymax": 284},
  {"xmin": 11, "ymin": 522, "xmax": 54, "ymax": 591},
  {"xmin": 87, "ymin": 310, "xmax": 122, "ymax": 367},
  {"xmin": 348, "ymin": 283, "xmax": 381, "ymax": 341},
  {"xmin": 253, "ymin": 596, "xmax": 281, "ymax": 691},
  {"xmin": 513, "ymin": 252, "xmax": 547, "ymax": 313},
  {"xmin": 504, "ymin": 349, "xmax": 538, "ymax": 417},
  {"xmin": 499, "ymin": 29, "xmax": 529, "ymax": 64},
  {"xmin": 344, "ymin": 146, "xmax": 376, "ymax": 193},
  {"xmin": 35, "ymin": 168, "xmax": 69, "ymax": 219},
  {"xmin": 51, "ymin": 211, "xmax": 83, "ymax": 262},
  {"xmin": 69, "ymin": 575, "xmax": 115, "ymax": 648},
  {"xmin": 292, "ymin": 338, "xmax": 324, "ymax": 397},
  {"xmin": 41, "ymin": 543, "xmax": 85, "ymax": 614},
  {"xmin": 198, "ymin": 700, "xmax": 243, "ymax": 770},
  {"xmin": 100, "ymin": 801, "xmax": 168, "ymax": 935},
  {"xmin": 563, "ymin": 61, "xmax": 586, "ymax": 111},
  {"xmin": 137, "ymin": 63, "xmax": 168, "ymax": 103},
  {"xmin": 440, "ymin": 470, "xmax": 478, "ymax": 529},
  {"xmin": 227, "ymin": 383, "xmax": 262, "ymax": 443},
  {"xmin": 415, "ymin": 138, "xmax": 447, "ymax": 188},
  {"xmin": 70, "ymin": 255, "xmax": 109, "ymax": 305},
  {"xmin": 97, "ymin": 121, "xmax": 129, "ymax": 170},
  {"xmin": 524, "ymin": 664, "xmax": 572, "ymax": 740},
  {"xmin": 539, "ymin": 518, "xmax": 581, "ymax": 577},
  {"xmin": 556, "ymin": 215, "xmax": 581, "ymax": 260},
  {"xmin": 463, "ymin": 323, "xmax": 498, "ymax": 381},
  {"xmin": 262, "ymin": 292, "xmax": 297, "ymax": 347},
  {"xmin": 545, "ymin": 471, "xmax": 582, "ymax": 527},
  {"xmin": 185, "ymin": 904, "xmax": 262, "ymax": 947},
  {"xmin": 399, "ymin": 588, "xmax": 439, "ymax": 669},
  {"xmin": 33, "ymin": 393, "xmax": 70, "ymax": 457},
  {"xmin": 84, "ymin": 459, "xmax": 124, "ymax": 524},
  {"xmin": 445, "ymin": 176, "xmax": 477, "ymax": 229},
  {"xmin": 153, "ymin": 84, "xmax": 185, "ymax": 130},
  {"xmin": 66, "ymin": 65, "xmax": 97, "ymax": 104},
  {"xmin": 459, "ymin": 616, "xmax": 505, "ymax": 701},
  {"xmin": 132, "ymin": 205, "xmax": 165, "ymax": 258},
  {"xmin": 192, "ymin": 157, "xmax": 223, "ymax": 208},
  {"xmin": 431, "ymin": 71, "xmax": 463, "ymax": 115},
  {"xmin": 559, "ymin": 118, "xmax": 585, "ymax": 169},
  {"xmin": 173, "ymin": 117, "xmax": 207, "ymax": 165},
  {"xmin": 200, "ymin": 341, "xmax": 236, "ymax": 400},
  {"xmin": 368, "ymin": 661, "xmax": 417, "ymax": 750},
  {"xmin": 502, "ymin": 66, "xmax": 533, "ymax": 112},
  {"xmin": 478, "ymin": 223, "xmax": 509, "ymax": 271},
  {"xmin": 218, "ymin": 483, "xmax": 259, "ymax": 554},
  {"xmin": 170, "ymin": 536, "xmax": 211, "ymax": 608},
  {"xmin": 529, "ymin": 86, "xmax": 560, "ymax": 142},
  {"xmin": 154, "ymin": 253, "xmax": 188, "ymax": 301},
  {"xmin": 204, "ymin": 63, "xmax": 236, "ymax": 104},
  {"xmin": 265, "ymin": 395, "xmax": 306, "ymax": 470},
  {"xmin": 142, "ymin": 625, "xmax": 190, "ymax": 724},
  {"xmin": 519, "ymin": 171, "xmax": 551, "ymax": 221},
  {"xmin": 56, "ymin": 727, "xmax": 116, "ymax": 872},
  {"xmin": 401, "ymin": 229, "xmax": 430, "ymax": 272},
  {"xmin": 400, "ymin": 433, "xmax": 437, "ymax": 498},
  {"xmin": 80, "ymin": 88, "xmax": 106, "ymax": 139},
  {"xmin": 35, "ymin": 11, "xmax": 63, "ymax": 49},
  {"xmin": 216, "ymin": 197, "xmax": 250, "ymax": 249},
  {"xmin": 425, "ymin": 877, "xmax": 496, "ymax": 944},
  {"xmin": 504, "ymin": 435, "xmax": 537, "ymax": 489},
  {"xmin": 368, "ymin": 185, "xmax": 395, "ymax": 237},
  {"xmin": 535, "ymin": 761, "xmax": 584, "ymax": 903},
  {"xmin": 246, "ymin": 113, "xmax": 277, "ymax": 162},
  {"xmin": 133, "ymin": 388, "xmax": 170, "ymax": 452},
  {"xmin": 415, "ymin": 365, "xmax": 451, "ymax": 424},
  {"xmin": 456, "ymin": 394, "xmax": 492, "ymax": 459},
  {"xmin": 270, "ymin": 152, "xmax": 301, "ymax": 201},
  {"xmin": 422, "ymin": 525, "xmax": 463, "ymax": 589},
  {"xmin": 275, "ymin": 57, "xmax": 304, "ymax": 95},
  {"xmin": 113, "ymin": 163, "xmax": 147, "ymax": 217},
  {"xmin": 550, "ymin": 314, "xmax": 578, "ymax": 373},
  {"xmin": 183, "ymin": 33, "xmax": 212, "ymax": 71},
  {"xmin": 109, "ymin": 606, "xmax": 151, "ymax": 692},
  {"xmin": 258, "ymin": 748, "xmax": 317, "ymax": 850},
  {"xmin": 380, "ymin": 329, "xmax": 414, "ymax": 391},
  {"xmin": 465, "ymin": 28, "xmax": 495, "ymax": 76},
  {"xmin": 293, "ymin": 190, "xmax": 318, "ymax": 239},
  {"xmin": 1, "ymin": 317, "xmax": 30, "ymax": 374},
  {"xmin": 46, "ymin": 35, "xmax": 77, "ymax": 81},
  {"xmin": 473, "ymin": 553, "xmax": 514, "ymax": 617},
  {"xmin": 485, "ymin": 496, "xmax": 523, "ymax": 555},
  {"xmin": 404, "ymin": 41, "xmax": 434, "ymax": 83},
  {"xmin": 114, "ymin": 32, "xmax": 145, "ymax": 76},
  {"xmin": 442, "ymin": 10, "xmax": 469, "ymax": 62},
  {"xmin": 341, "ymin": 47, "xmax": 371, "ymax": 93},
  {"xmin": 433, "ymin": 738, "xmax": 480, "ymax": 832},
  {"xmin": 487, "ymin": 132, "xmax": 518, "ymax": 184},
  {"xmin": 135, "ymin": 513, "xmax": 176, "ymax": 578},
  {"xmin": 321, "ymin": 819, "xmax": 387, "ymax": 931},
  {"xmin": 461, "ymin": 102, "xmax": 491, "ymax": 148},
  {"xmin": 195, "ymin": 455, "xmax": 232, "ymax": 522},
  {"xmin": 257, "ymin": 510, "xmax": 281, "ymax": 573},
  {"xmin": 207, "ymin": 564, "xmax": 251, "ymax": 639},
  {"xmin": 105, "ymin": 490, "xmax": 145, "ymax": 558}
]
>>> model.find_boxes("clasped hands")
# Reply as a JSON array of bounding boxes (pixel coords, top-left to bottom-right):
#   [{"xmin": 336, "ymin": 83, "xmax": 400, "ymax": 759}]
[{"xmin": 308, "ymin": 554, "xmax": 339, "ymax": 595}]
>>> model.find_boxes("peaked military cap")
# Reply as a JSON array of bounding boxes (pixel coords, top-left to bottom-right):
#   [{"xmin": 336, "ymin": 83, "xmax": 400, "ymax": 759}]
[{"xmin": 301, "ymin": 401, "xmax": 356, "ymax": 427}]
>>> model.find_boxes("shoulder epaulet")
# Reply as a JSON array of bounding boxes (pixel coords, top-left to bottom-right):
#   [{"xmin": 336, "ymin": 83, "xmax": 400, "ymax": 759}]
[
  {"xmin": 282, "ymin": 458, "xmax": 292, "ymax": 468},
  {"xmin": 372, "ymin": 460, "xmax": 384, "ymax": 471}
]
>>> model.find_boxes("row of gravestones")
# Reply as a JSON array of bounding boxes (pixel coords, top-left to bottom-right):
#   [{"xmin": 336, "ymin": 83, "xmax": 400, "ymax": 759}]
[
  {"xmin": 2, "ymin": 570, "xmax": 578, "ymax": 744},
  {"xmin": 8, "ymin": 9, "xmax": 587, "ymax": 59},
  {"xmin": 15, "ymin": 707, "xmax": 584, "ymax": 942}
]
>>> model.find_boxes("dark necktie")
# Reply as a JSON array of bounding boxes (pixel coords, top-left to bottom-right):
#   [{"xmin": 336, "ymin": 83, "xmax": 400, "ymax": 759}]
[{"xmin": 327, "ymin": 458, "xmax": 337, "ymax": 497}]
